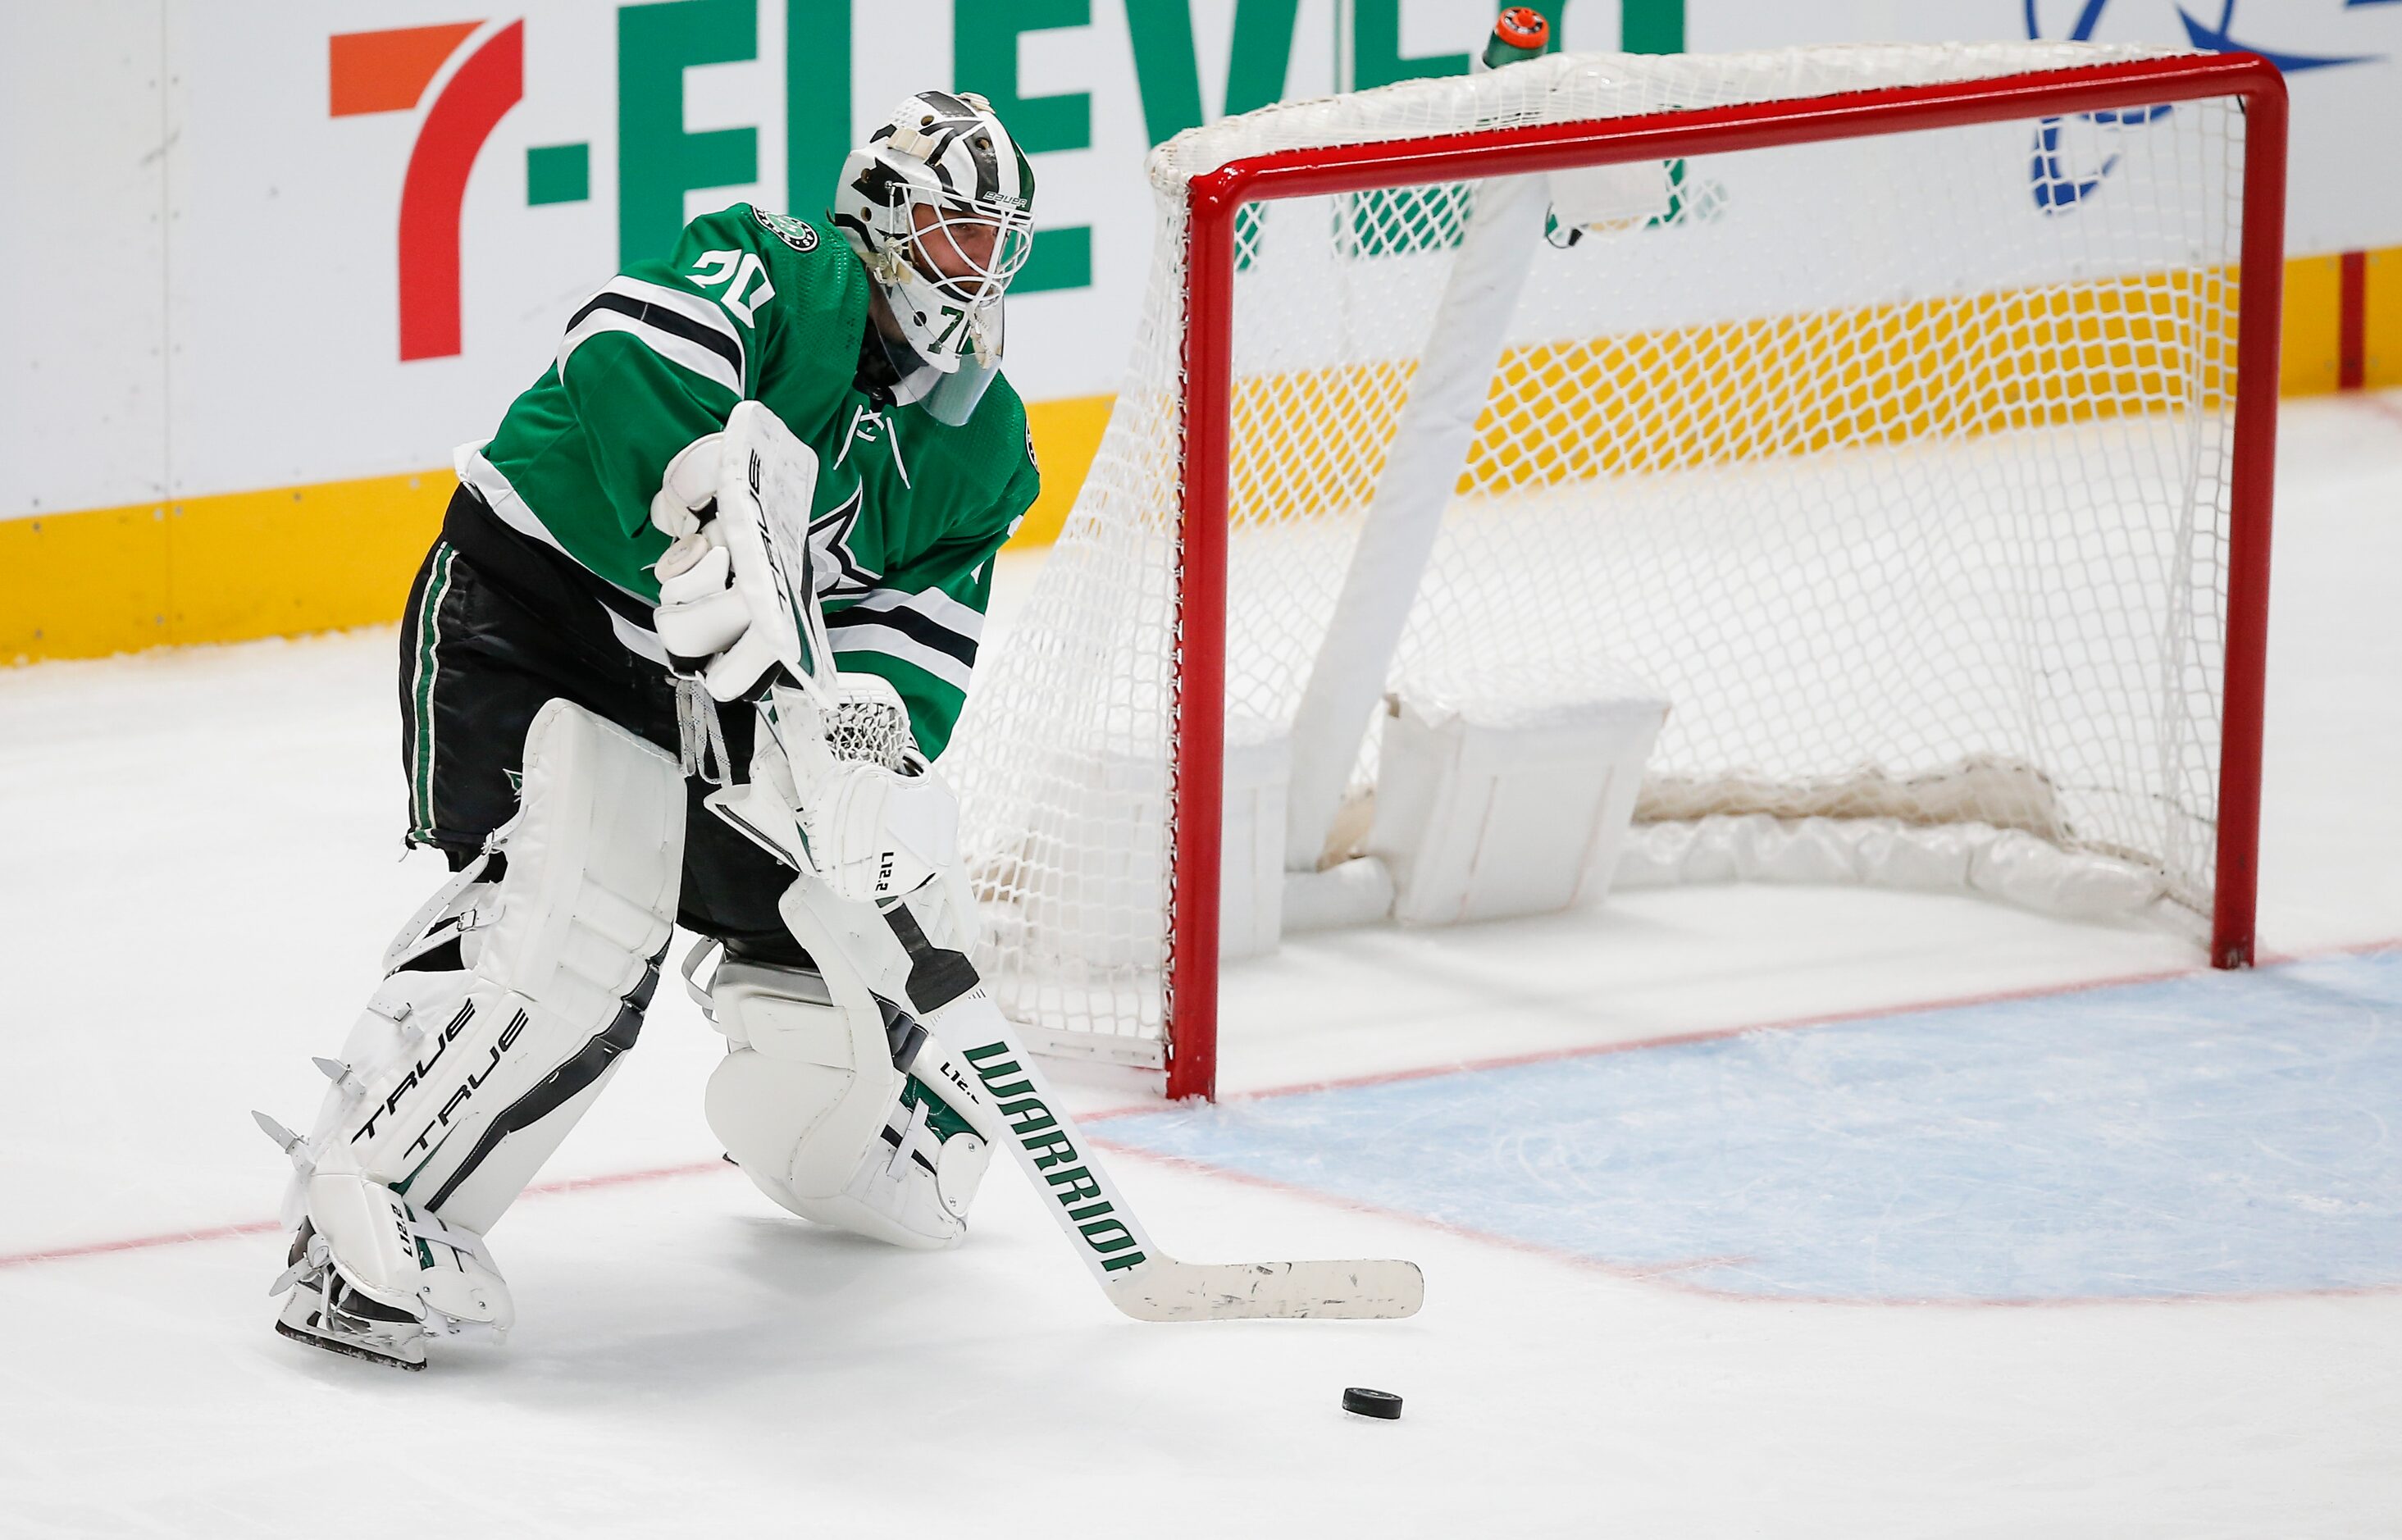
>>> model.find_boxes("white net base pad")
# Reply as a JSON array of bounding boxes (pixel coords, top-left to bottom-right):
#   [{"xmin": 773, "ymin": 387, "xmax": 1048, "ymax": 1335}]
[
  {"xmin": 990, "ymin": 811, "xmax": 2177, "ymax": 1075},
  {"xmin": 1616, "ymin": 814, "xmax": 2175, "ymax": 924}
]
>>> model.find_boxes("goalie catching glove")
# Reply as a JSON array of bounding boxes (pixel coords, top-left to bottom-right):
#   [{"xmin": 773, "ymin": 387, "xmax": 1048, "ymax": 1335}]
[
  {"xmin": 724, "ymin": 674, "xmax": 961, "ymax": 905},
  {"xmin": 801, "ymin": 748, "xmax": 960, "ymax": 903}
]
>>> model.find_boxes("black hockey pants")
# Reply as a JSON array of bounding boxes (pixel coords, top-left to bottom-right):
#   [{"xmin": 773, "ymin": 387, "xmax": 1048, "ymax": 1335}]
[{"xmin": 395, "ymin": 484, "xmax": 811, "ymax": 968}]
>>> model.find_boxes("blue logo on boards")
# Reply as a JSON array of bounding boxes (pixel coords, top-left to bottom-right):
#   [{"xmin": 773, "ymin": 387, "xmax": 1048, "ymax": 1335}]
[{"xmin": 2021, "ymin": 1, "xmax": 2391, "ymax": 211}]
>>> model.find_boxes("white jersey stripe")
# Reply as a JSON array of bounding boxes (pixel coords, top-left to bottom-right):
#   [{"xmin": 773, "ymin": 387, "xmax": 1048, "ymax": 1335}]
[
  {"xmin": 558, "ymin": 309, "xmax": 743, "ymax": 399},
  {"xmin": 841, "ymin": 585, "xmax": 987, "ymax": 644},
  {"xmin": 827, "ymin": 622, "xmax": 976, "ymax": 692},
  {"xmin": 593, "ymin": 275, "xmax": 746, "ymax": 367},
  {"xmin": 558, "ymin": 275, "xmax": 746, "ymax": 394}
]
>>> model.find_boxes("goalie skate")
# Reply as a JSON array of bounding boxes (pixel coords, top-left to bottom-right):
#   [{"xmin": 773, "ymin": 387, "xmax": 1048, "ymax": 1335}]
[
  {"xmin": 266, "ymin": 1195, "xmax": 511, "ymax": 1372},
  {"xmin": 271, "ymin": 1222, "xmax": 427, "ymax": 1371}
]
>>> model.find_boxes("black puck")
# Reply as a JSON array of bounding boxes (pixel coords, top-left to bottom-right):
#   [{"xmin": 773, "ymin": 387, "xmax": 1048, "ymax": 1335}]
[{"xmin": 1342, "ymin": 1387, "xmax": 1402, "ymax": 1420}]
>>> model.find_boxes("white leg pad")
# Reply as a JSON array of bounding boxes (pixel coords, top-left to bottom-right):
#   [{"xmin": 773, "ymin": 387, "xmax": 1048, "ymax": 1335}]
[
  {"xmin": 702, "ymin": 949, "xmax": 991, "ymax": 1251},
  {"xmin": 277, "ymin": 699, "xmax": 685, "ymax": 1333}
]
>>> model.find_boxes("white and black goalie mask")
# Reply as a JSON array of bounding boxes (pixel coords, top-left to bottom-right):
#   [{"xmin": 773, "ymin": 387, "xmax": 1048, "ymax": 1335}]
[{"xmin": 834, "ymin": 90, "xmax": 1036, "ymax": 426}]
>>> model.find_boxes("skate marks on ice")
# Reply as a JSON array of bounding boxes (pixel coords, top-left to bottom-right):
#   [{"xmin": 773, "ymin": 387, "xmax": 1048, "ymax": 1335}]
[{"xmin": 1096, "ymin": 949, "xmax": 2402, "ymax": 1304}]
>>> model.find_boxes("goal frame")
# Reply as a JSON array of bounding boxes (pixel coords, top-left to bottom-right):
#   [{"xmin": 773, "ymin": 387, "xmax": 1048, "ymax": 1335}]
[{"xmin": 1160, "ymin": 52, "xmax": 2289, "ymax": 1102}]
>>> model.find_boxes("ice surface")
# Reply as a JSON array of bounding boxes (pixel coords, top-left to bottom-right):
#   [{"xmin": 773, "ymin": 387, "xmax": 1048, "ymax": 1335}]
[{"xmin": 2, "ymin": 392, "xmax": 2400, "ymax": 1535}]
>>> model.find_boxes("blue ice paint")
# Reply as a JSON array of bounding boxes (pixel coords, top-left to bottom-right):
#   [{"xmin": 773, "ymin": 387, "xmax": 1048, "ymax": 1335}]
[{"xmin": 1100, "ymin": 951, "xmax": 2402, "ymax": 1301}]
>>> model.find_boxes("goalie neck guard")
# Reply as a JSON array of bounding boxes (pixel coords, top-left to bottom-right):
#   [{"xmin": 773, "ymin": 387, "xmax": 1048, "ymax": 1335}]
[{"xmin": 835, "ymin": 90, "xmax": 1035, "ymax": 426}]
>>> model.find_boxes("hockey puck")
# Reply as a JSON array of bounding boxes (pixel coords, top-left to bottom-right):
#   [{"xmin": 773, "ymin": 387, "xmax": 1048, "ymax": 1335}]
[{"xmin": 1342, "ymin": 1387, "xmax": 1402, "ymax": 1420}]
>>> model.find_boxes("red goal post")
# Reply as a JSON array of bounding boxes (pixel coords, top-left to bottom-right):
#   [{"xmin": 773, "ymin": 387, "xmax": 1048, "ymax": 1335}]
[{"xmin": 1161, "ymin": 52, "xmax": 2288, "ymax": 1101}]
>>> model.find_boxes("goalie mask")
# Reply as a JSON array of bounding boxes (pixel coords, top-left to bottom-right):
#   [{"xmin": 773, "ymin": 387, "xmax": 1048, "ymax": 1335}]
[{"xmin": 835, "ymin": 90, "xmax": 1036, "ymax": 426}]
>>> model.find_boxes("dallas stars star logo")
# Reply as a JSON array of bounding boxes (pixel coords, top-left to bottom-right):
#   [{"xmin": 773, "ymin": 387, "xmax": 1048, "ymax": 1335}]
[{"xmin": 807, "ymin": 481, "xmax": 880, "ymax": 603}]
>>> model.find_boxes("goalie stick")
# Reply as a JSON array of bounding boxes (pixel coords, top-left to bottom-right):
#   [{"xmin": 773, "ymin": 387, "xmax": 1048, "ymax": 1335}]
[
  {"xmin": 882, "ymin": 923, "xmax": 1424, "ymax": 1323},
  {"xmin": 749, "ymin": 771, "xmax": 1425, "ymax": 1323}
]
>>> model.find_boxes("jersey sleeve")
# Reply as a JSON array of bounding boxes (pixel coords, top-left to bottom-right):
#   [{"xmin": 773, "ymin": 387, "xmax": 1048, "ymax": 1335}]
[
  {"xmin": 538, "ymin": 207, "xmax": 851, "ymax": 598},
  {"xmin": 547, "ymin": 299, "xmax": 741, "ymax": 596},
  {"xmin": 824, "ymin": 440, "xmax": 1041, "ymax": 759}
]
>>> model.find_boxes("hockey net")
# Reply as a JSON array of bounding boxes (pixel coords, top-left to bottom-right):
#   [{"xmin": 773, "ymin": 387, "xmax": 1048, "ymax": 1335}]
[{"xmin": 947, "ymin": 43, "xmax": 2282, "ymax": 1094}]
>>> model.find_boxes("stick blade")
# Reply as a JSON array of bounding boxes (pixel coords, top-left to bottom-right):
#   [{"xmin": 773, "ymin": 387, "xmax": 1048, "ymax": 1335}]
[{"xmin": 1110, "ymin": 1260, "xmax": 1424, "ymax": 1322}]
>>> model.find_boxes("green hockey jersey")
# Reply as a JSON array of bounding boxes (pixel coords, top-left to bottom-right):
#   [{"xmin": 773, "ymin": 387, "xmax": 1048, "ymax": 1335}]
[{"xmin": 456, "ymin": 203, "xmax": 1040, "ymax": 758}]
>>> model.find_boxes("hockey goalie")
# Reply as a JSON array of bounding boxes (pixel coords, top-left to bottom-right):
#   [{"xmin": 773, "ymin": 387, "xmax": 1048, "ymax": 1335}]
[
  {"xmin": 257, "ymin": 89, "xmax": 1419, "ymax": 1370},
  {"xmin": 256, "ymin": 91, "xmax": 1042, "ymax": 1369}
]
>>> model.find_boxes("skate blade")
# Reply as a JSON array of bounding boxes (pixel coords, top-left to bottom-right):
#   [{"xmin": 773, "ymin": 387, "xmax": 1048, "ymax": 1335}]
[{"xmin": 274, "ymin": 1316, "xmax": 426, "ymax": 1372}]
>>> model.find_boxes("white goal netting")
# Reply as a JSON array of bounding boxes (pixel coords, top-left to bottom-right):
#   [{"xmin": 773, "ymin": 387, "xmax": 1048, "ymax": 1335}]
[{"xmin": 950, "ymin": 43, "xmax": 2250, "ymax": 1064}]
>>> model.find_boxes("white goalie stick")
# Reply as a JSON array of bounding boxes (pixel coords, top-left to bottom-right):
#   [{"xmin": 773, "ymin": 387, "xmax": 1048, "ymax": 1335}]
[{"xmin": 868, "ymin": 903, "xmax": 1424, "ymax": 1323}]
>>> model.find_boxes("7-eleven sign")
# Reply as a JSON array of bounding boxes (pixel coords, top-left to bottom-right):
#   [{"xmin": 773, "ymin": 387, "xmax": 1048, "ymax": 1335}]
[{"xmin": 330, "ymin": 21, "xmax": 524, "ymax": 361}]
